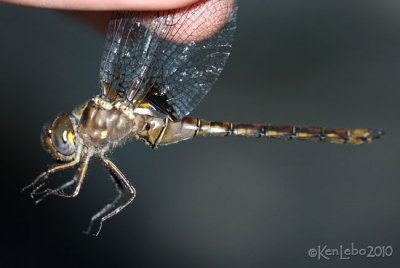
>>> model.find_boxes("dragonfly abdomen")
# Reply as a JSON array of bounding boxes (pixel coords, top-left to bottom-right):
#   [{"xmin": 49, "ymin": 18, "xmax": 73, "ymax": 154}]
[
  {"xmin": 201, "ymin": 121, "xmax": 383, "ymax": 144},
  {"xmin": 155, "ymin": 118, "xmax": 383, "ymax": 146}
]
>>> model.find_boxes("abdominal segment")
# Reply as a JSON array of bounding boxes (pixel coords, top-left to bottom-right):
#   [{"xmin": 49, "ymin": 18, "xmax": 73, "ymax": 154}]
[{"xmin": 143, "ymin": 117, "xmax": 383, "ymax": 146}]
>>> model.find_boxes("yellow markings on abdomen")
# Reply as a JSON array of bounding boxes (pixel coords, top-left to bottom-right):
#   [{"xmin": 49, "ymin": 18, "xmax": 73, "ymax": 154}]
[
  {"xmin": 265, "ymin": 125, "xmax": 292, "ymax": 138},
  {"xmin": 177, "ymin": 118, "xmax": 383, "ymax": 145},
  {"xmin": 297, "ymin": 132, "xmax": 314, "ymax": 138},
  {"xmin": 266, "ymin": 130, "xmax": 278, "ymax": 136}
]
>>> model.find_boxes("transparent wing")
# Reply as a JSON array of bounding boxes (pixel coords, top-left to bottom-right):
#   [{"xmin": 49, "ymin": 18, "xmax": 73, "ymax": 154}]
[{"xmin": 99, "ymin": 0, "xmax": 238, "ymax": 120}]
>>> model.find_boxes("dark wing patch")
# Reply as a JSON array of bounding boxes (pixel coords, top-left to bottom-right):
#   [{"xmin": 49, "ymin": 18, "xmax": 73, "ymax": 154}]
[{"xmin": 99, "ymin": 0, "xmax": 237, "ymax": 120}]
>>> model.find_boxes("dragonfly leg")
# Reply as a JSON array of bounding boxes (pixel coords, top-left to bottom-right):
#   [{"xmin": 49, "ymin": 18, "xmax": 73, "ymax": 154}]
[
  {"xmin": 84, "ymin": 176, "xmax": 123, "ymax": 235},
  {"xmin": 22, "ymin": 158, "xmax": 81, "ymax": 196},
  {"xmin": 33, "ymin": 179, "xmax": 75, "ymax": 204},
  {"xmin": 86, "ymin": 154, "xmax": 136, "ymax": 236},
  {"xmin": 32, "ymin": 153, "xmax": 91, "ymax": 204}
]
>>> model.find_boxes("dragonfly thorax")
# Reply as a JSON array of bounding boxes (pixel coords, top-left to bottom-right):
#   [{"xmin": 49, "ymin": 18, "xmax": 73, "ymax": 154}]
[{"xmin": 76, "ymin": 98, "xmax": 135, "ymax": 150}]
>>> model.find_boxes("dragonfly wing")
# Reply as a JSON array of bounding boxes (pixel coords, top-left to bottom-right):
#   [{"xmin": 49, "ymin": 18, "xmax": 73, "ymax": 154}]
[{"xmin": 99, "ymin": 0, "xmax": 238, "ymax": 120}]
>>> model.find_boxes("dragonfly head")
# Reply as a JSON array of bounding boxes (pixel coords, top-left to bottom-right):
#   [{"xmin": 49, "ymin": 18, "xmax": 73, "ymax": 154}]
[{"xmin": 42, "ymin": 114, "xmax": 80, "ymax": 162}]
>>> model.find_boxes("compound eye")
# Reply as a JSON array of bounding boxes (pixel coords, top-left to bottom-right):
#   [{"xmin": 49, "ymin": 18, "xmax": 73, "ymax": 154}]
[{"xmin": 51, "ymin": 115, "xmax": 76, "ymax": 156}]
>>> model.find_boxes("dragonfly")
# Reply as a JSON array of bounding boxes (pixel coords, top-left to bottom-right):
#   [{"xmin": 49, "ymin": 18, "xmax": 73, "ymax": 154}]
[{"xmin": 23, "ymin": 0, "xmax": 383, "ymax": 235}]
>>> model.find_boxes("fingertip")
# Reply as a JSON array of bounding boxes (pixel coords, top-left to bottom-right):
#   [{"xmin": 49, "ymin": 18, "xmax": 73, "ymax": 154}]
[{"xmin": 4, "ymin": 0, "xmax": 201, "ymax": 11}]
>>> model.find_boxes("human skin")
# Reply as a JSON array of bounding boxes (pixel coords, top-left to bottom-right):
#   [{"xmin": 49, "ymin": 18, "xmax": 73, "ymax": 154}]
[
  {"xmin": 2, "ymin": 0, "xmax": 235, "ymax": 42},
  {"xmin": 1, "ymin": 0, "xmax": 200, "ymax": 10},
  {"xmin": 1, "ymin": 0, "xmax": 201, "ymax": 31}
]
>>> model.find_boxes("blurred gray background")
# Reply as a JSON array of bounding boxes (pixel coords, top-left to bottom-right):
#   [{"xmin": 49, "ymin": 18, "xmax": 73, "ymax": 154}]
[{"xmin": 1, "ymin": 0, "xmax": 399, "ymax": 267}]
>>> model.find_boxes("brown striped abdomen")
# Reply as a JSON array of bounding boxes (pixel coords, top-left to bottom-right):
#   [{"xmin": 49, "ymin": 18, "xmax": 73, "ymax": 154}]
[{"xmin": 155, "ymin": 117, "xmax": 383, "ymax": 146}]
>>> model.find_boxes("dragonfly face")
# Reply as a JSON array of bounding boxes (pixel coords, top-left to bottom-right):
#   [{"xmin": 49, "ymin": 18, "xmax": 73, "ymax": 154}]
[{"xmin": 42, "ymin": 114, "xmax": 80, "ymax": 162}]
